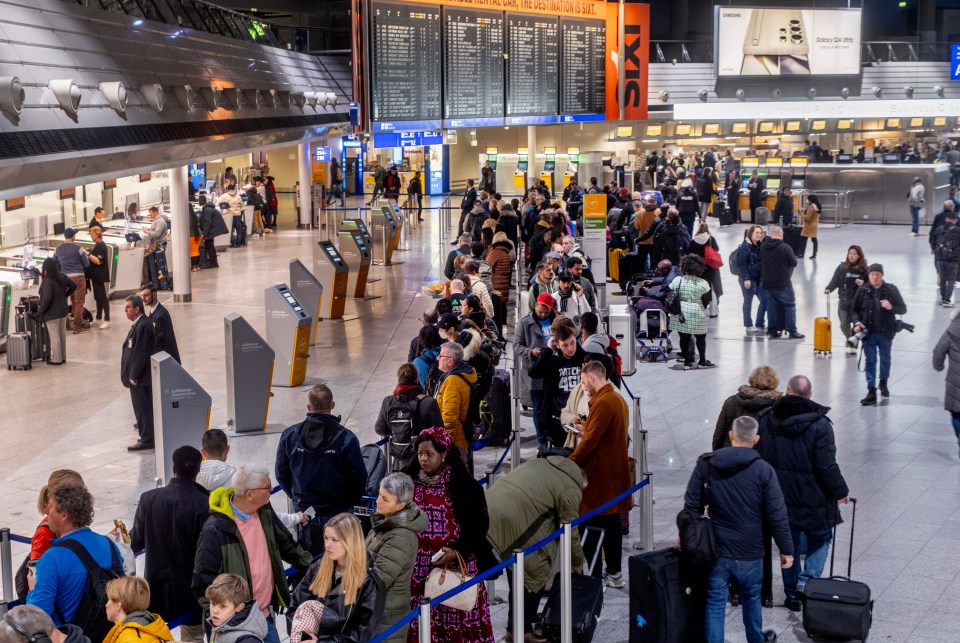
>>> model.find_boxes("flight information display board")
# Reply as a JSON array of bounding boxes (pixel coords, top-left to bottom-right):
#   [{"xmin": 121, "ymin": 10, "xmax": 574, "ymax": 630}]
[
  {"xmin": 444, "ymin": 8, "xmax": 504, "ymax": 125},
  {"xmin": 506, "ymin": 14, "xmax": 559, "ymax": 123},
  {"xmin": 370, "ymin": 1, "xmax": 442, "ymax": 129},
  {"xmin": 560, "ymin": 17, "xmax": 606, "ymax": 116}
]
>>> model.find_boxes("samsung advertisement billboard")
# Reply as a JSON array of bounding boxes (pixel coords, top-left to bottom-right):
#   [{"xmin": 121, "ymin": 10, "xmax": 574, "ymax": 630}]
[{"xmin": 714, "ymin": 7, "xmax": 863, "ymax": 98}]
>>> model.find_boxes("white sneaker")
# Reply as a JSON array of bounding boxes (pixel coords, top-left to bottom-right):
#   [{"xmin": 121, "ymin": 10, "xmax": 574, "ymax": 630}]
[
  {"xmin": 603, "ymin": 572, "xmax": 625, "ymax": 589},
  {"xmin": 943, "ymin": 301, "xmax": 956, "ymax": 308},
  {"xmin": 909, "ymin": 232, "xmax": 919, "ymax": 236},
  {"xmin": 99, "ymin": 321, "xmax": 111, "ymax": 329}
]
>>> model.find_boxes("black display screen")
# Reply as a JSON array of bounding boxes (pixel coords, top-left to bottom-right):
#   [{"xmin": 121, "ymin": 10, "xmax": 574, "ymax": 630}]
[
  {"xmin": 560, "ymin": 18, "xmax": 606, "ymax": 114},
  {"xmin": 443, "ymin": 8, "xmax": 504, "ymax": 120},
  {"xmin": 324, "ymin": 245, "xmax": 344, "ymax": 265},
  {"xmin": 370, "ymin": 1, "xmax": 441, "ymax": 124},
  {"xmin": 354, "ymin": 233, "xmax": 367, "ymax": 253},
  {"xmin": 506, "ymin": 14, "xmax": 559, "ymax": 117}
]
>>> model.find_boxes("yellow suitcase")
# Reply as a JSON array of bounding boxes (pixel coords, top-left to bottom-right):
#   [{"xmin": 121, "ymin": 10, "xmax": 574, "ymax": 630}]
[{"xmin": 814, "ymin": 296, "xmax": 832, "ymax": 357}]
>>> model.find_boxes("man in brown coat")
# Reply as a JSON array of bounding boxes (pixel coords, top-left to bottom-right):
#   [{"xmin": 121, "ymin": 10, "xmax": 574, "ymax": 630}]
[{"xmin": 569, "ymin": 360, "xmax": 632, "ymax": 588}]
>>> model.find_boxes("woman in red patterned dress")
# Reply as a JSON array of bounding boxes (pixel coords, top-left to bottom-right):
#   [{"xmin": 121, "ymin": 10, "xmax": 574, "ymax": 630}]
[{"xmin": 404, "ymin": 427, "xmax": 496, "ymax": 643}]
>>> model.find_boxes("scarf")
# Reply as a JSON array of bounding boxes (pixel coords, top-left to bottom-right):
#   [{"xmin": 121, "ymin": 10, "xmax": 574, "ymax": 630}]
[{"xmin": 393, "ymin": 384, "xmax": 422, "ymax": 396}]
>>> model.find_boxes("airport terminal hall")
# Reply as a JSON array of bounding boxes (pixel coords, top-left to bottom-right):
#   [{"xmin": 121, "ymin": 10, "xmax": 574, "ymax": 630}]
[{"xmin": 4, "ymin": 0, "xmax": 960, "ymax": 642}]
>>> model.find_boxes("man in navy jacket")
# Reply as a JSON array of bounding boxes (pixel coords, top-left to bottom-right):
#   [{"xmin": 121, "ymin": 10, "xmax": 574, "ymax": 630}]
[
  {"xmin": 122, "ymin": 295, "xmax": 156, "ymax": 451},
  {"xmin": 275, "ymin": 383, "xmax": 366, "ymax": 555},
  {"xmin": 684, "ymin": 416, "xmax": 793, "ymax": 643},
  {"xmin": 141, "ymin": 285, "xmax": 180, "ymax": 364},
  {"xmin": 757, "ymin": 375, "xmax": 850, "ymax": 612}
]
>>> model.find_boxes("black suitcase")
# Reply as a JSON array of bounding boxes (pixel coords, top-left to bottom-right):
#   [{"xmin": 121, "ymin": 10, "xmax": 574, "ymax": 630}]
[
  {"xmin": 802, "ymin": 498, "xmax": 872, "ymax": 641},
  {"xmin": 618, "ymin": 252, "xmax": 648, "ymax": 292},
  {"xmin": 149, "ymin": 249, "xmax": 173, "ymax": 290},
  {"xmin": 540, "ymin": 572, "xmax": 604, "ymax": 643},
  {"xmin": 718, "ymin": 206, "xmax": 736, "ymax": 227},
  {"xmin": 6, "ymin": 332, "xmax": 32, "ymax": 370},
  {"xmin": 485, "ymin": 368, "xmax": 512, "ymax": 445},
  {"xmin": 16, "ymin": 309, "xmax": 49, "ymax": 361},
  {"xmin": 628, "ymin": 548, "xmax": 705, "ymax": 643},
  {"xmin": 783, "ymin": 226, "xmax": 806, "ymax": 257}
]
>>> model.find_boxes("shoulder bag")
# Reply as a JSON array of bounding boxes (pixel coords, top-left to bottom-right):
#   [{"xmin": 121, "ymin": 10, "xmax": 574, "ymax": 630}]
[
  {"xmin": 676, "ymin": 454, "xmax": 717, "ymax": 571},
  {"xmin": 424, "ymin": 549, "xmax": 478, "ymax": 611}
]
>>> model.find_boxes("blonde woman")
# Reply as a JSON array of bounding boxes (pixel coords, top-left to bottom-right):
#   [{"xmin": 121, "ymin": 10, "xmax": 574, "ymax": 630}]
[{"xmin": 288, "ymin": 513, "xmax": 385, "ymax": 643}]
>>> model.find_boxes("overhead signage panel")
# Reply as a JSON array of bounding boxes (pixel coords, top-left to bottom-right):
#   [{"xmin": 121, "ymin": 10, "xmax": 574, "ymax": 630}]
[{"xmin": 444, "ymin": 8, "xmax": 504, "ymax": 121}]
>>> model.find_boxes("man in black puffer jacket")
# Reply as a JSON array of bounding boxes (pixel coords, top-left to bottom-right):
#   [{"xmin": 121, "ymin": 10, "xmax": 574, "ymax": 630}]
[{"xmin": 757, "ymin": 374, "xmax": 849, "ymax": 612}]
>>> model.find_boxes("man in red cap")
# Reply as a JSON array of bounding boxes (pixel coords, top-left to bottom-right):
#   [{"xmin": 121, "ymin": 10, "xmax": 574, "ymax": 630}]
[{"xmin": 513, "ymin": 292, "xmax": 557, "ymax": 450}]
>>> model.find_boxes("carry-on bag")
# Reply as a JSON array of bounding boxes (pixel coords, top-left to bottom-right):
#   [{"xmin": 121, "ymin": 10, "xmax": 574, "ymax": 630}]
[
  {"xmin": 814, "ymin": 295, "xmax": 832, "ymax": 356},
  {"xmin": 783, "ymin": 226, "xmax": 805, "ymax": 257},
  {"xmin": 628, "ymin": 548, "xmax": 705, "ymax": 643},
  {"xmin": 540, "ymin": 527, "xmax": 605, "ymax": 643},
  {"xmin": 755, "ymin": 207, "xmax": 770, "ymax": 226},
  {"xmin": 802, "ymin": 498, "xmax": 872, "ymax": 642},
  {"xmin": 607, "ymin": 248, "xmax": 626, "ymax": 283},
  {"xmin": 16, "ymin": 308, "xmax": 49, "ymax": 361},
  {"xmin": 718, "ymin": 205, "xmax": 736, "ymax": 227},
  {"xmin": 485, "ymin": 368, "xmax": 512, "ymax": 445},
  {"xmin": 7, "ymin": 333, "xmax": 32, "ymax": 370},
  {"xmin": 618, "ymin": 252, "xmax": 648, "ymax": 292}
]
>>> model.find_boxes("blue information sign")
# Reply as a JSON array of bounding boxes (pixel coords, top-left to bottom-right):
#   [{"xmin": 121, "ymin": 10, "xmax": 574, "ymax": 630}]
[
  {"xmin": 953, "ymin": 44, "xmax": 960, "ymax": 80},
  {"xmin": 314, "ymin": 146, "xmax": 331, "ymax": 162}
]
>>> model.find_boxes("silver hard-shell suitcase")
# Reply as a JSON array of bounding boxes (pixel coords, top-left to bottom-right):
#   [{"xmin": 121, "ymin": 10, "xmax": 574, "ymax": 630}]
[{"xmin": 7, "ymin": 332, "xmax": 32, "ymax": 370}]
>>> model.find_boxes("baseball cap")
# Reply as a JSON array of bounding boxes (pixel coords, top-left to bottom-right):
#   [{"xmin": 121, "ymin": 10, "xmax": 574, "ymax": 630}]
[
  {"xmin": 545, "ymin": 251, "xmax": 563, "ymax": 260},
  {"xmin": 64, "ymin": 228, "xmax": 77, "ymax": 238},
  {"xmin": 437, "ymin": 313, "xmax": 460, "ymax": 330},
  {"xmin": 536, "ymin": 292, "xmax": 556, "ymax": 309}
]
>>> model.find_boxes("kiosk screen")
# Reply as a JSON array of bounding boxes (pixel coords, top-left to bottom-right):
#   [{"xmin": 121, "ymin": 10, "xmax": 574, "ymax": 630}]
[
  {"xmin": 544, "ymin": 160, "xmax": 556, "ymax": 171},
  {"xmin": 791, "ymin": 178, "xmax": 805, "ymax": 189},
  {"xmin": 518, "ymin": 160, "xmax": 528, "ymax": 171},
  {"xmin": 766, "ymin": 177, "xmax": 781, "ymax": 190},
  {"xmin": 741, "ymin": 177, "xmax": 751, "ymax": 189},
  {"xmin": 325, "ymin": 245, "xmax": 344, "ymax": 265},
  {"xmin": 381, "ymin": 208, "xmax": 396, "ymax": 224},
  {"xmin": 282, "ymin": 291, "xmax": 303, "ymax": 312},
  {"xmin": 354, "ymin": 233, "xmax": 367, "ymax": 253}
]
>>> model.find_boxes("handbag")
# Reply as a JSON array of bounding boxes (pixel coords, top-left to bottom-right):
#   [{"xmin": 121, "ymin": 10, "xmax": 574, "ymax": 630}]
[
  {"xmin": 703, "ymin": 244, "xmax": 723, "ymax": 269},
  {"xmin": 424, "ymin": 550, "xmax": 478, "ymax": 611},
  {"xmin": 675, "ymin": 454, "xmax": 717, "ymax": 570}
]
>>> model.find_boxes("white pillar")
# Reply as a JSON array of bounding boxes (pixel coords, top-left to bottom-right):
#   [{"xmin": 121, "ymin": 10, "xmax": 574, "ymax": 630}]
[
  {"xmin": 298, "ymin": 142, "xmax": 313, "ymax": 229},
  {"xmin": 170, "ymin": 165, "xmax": 191, "ymax": 303},
  {"xmin": 527, "ymin": 126, "xmax": 537, "ymax": 181}
]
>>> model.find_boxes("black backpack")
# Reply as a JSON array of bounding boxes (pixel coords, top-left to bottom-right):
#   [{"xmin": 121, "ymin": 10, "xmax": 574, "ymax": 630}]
[
  {"xmin": 52, "ymin": 539, "xmax": 124, "ymax": 643},
  {"xmin": 456, "ymin": 374, "xmax": 492, "ymax": 441},
  {"xmin": 385, "ymin": 394, "xmax": 426, "ymax": 462}
]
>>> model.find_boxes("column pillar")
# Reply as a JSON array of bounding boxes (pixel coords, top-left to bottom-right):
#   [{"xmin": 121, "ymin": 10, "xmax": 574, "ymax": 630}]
[
  {"xmin": 169, "ymin": 165, "xmax": 191, "ymax": 303},
  {"xmin": 298, "ymin": 142, "xmax": 313, "ymax": 229},
  {"xmin": 527, "ymin": 126, "xmax": 537, "ymax": 188}
]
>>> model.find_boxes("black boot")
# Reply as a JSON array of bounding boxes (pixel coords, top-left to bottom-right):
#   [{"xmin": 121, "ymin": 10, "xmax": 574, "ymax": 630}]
[
  {"xmin": 861, "ymin": 388, "xmax": 878, "ymax": 406},
  {"xmin": 879, "ymin": 379, "xmax": 890, "ymax": 397}
]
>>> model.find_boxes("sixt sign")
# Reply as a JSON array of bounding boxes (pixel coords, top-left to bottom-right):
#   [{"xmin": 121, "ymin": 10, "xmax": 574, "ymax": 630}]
[
  {"xmin": 621, "ymin": 3, "xmax": 649, "ymax": 120},
  {"xmin": 953, "ymin": 44, "xmax": 960, "ymax": 80}
]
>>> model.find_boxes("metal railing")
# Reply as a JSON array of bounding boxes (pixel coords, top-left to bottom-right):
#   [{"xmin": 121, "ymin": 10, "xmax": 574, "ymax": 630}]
[{"xmin": 650, "ymin": 39, "xmax": 957, "ymax": 65}]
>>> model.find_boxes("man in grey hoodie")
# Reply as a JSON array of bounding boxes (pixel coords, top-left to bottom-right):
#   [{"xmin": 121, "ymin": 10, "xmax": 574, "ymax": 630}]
[{"xmin": 579, "ymin": 312, "xmax": 610, "ymax": 356}]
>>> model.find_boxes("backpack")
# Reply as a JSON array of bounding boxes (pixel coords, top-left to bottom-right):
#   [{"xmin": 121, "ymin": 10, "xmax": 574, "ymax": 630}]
[
  {"xmin": 51, "ymin": 538, "xmax": 124, "ymax": 643},
  {"xmin": 456, "ymin": 374, "xmax": 493, "ymax": 441},
  {"xmin": 935, "ymin": 226, "xmax": 959, "ymax": 261},
  {"xmin": 360, "ymin": 444, "xmax": 388, "ymax": 497},
  {"xmin": 728, "ymin": 243, "xmax": 742, "ymax": 276},
  {"xmin": 385, "ymin": 395, "xmax": 426, "ymax": 462}
]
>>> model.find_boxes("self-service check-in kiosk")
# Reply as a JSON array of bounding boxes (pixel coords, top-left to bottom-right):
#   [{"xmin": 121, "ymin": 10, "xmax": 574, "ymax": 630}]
[
  {"xmin": 225, "ymin": 313, "xmax": 274, "ymax": 433},
  {"xmin": 514, "ymin": 156, "xmax": 529, "ymax": 193},
  {"xmin": 312, "ymin": 240, "xmax": 349, "ymax": 319},
  {"xmin": 385, "ymin": 201, "xmax": 404, "ymax": 254},
  {"xmin": 338, "ymin": 218, "xmax": 374, "ymax": 248},
  {"xmin": 289, "ymin": 259, "xmax": 324, "ymax": 344},
  {"xmin": 265, "ymin": 284, "xmax": 312, "ymax": 387},
  {"xmin": 337, "ymin": 229, "xmax": 371, "ymax": 298},
  {"xmin": 371, "ymin": 207, "xmax": 399, "ymax": 265},
  {"xmin": 152, "ymin": 351, "xmax": 212, "ymax": 484}
]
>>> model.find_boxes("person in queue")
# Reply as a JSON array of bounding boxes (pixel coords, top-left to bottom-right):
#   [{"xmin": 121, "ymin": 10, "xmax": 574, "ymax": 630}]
[
  {"xmin": 364, "ymin": 473, "xmax": 426, "ymax": 643},
  {"xmin": 192, "ymin": 465, "xmax": 314, "ymax": 643},
  {"xmin": 53, "ymin": 228, "xmax": 90, "ymax": 333},
  {"xmin": 568, "ymin": 360, "xmax": 632, "ymax": 588},
  {"xmin": 824, "ymin": 245, "xmax": 868, "ymax": 352},
  {"xmin": 403, "ymin": 428, "xmax": 496, "ymax": 643},
  {"xmin": 851, "ymin": 264, "xmax": 907, "ymax": 405},
  {"xmin": 288, "ymin": 513, "xmax": 385, "ymax": 643},
  {"xmin": 933, "ymin": 308, "xmax": 960, "ymax": 459},
  {"xmin": 103, "ymin": 576, "xmax": 173, "ymax": 643},
  {"xmin": 375, "ymin": 364, "xmax": 443, "ymax": 472},
  {"xmin": 736, "ymin": 225, "xmax": 766, "ymax": 332},
  {"xmin": 486, "ymin": 231, "xmax": 515, "ymax": 304},
  {"xmin": 204, "ymin": 574, "xmax": 267, "ymax": 643},
  {"xmin": 37, "ymin": 257, "xmax": 75, "ymax": 365},
  {"xmin": 198, "ymin": 195, "xmax": 228, "ymax": 269},
  {"xmin": 1, "ymin": 605, "xmax": 91, "ymax": 643},
  {"xmin": 529, "ymin": 322, "xmax": 585, "ymax": 449},
  {"xmin": 800, "ymin": 194, "xmax": 821, "ymax": 259},
  {"xmin": 713, "ymin": 366, "xmax": 782, "ymax": 451},
  {"xmin": 688, "ymin": 222, "xmax": 723, "ymax": 317},
  {"xmin": 218, "ymin": 184, "xmax": 244, "ymax": 247},
  {"xmin": 515, "ymin": 293, "xmax": 557, "ymax": 450},
  {"xmin": 122, "ymin": 295, "xmax": 157, "ymax": 452},
  {"xmin": 747, "ymin": 170, "xmax": 765, "ymax": 224},
  {"xmin": 23, "ymin": 470, "xmax": 85, "ymax": 596},
  {"xmin": 434, "ymin": 341, "xmax": 478, "ymax": 468}
]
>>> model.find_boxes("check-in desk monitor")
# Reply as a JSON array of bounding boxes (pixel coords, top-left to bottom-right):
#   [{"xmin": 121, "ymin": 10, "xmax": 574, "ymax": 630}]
[
  {"xmin": 224, "ymin": 313, "xmax": 275, "ymax": 433},
  {"xmin": 151, "ymin": 351, "xmax": 212, "ymax": 484},
  {"xmin": 338, "ymin": 229, "xmax": 372, "ymax": 298},
  {"xmin": 289, "ymin": 259, "xmax": 324, "ymax": 344},
  {"xmin": 312, "ymin": 241, "xmax": 349, "ymax": 319},
  {"xmin": 264, "ymin": 284, "xmax": 312, "ymax": 387}
]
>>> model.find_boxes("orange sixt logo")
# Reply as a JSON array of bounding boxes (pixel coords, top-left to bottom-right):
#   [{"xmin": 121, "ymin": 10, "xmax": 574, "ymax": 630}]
[{"xmin": 624, "ymin": 23, "xmax": 643, "ymax": 111}]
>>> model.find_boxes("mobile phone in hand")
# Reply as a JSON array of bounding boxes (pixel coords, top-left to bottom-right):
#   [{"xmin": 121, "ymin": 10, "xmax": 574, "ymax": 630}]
[{"xmin": 304, "ymin": 507, "xmax": 317, "ymax": 519}]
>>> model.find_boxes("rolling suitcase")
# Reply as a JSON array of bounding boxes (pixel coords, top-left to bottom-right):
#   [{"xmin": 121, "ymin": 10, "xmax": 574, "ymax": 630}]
[
  {"xmin": 149, "ymin": 248, "xmax": 173, "ymax": 290},
  {"xmin": 16, "ymin": 308, "xmax": 49, "ymax": 361},
  {"xmin": 755, "ymin": 207, "xmax": 770, "ymax": 226},
  {"xmin": 6, "ymin": 333, "xmax": 32, "ymax": 370},
  {"xmin": 783, "ymin": 226, "xmax": 805, "ymax": 257},
  {"xmin": 628, "ymin": 548, "xmax": 705, "ymax": 643},
  {"xmin": 814, "ymin": 295, "xmax": 832, "ymax": 357},
  {"xmin": 540, "ymin": 527, "xmax": 605, "ymax": 643},
  {"xmin": 718, "ymin": 206, "xmax": 736, "ymax": 227},
  {"xmin": 607, "ymin": 248, "xmax": 626, "ymax": 283},
  {"xmin": 802, "ymin": 498, "xmax": 872, "ymax": 642},
  {"xmin": 484, "ymin": 368, "xmax": 512, "ymax": 445}
]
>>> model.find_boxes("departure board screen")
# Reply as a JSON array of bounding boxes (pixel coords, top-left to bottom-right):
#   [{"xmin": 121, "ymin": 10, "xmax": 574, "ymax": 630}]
[
  {"xmin": 370, "ymin": 1, "xmax": 442, "ymax": 128},
  {"xmin": 560, "ymin": 18, "xmax": 606, "ymax": 115},
  {"xmin": 443, "ymin": 9, "xmax": 504, "ymax": 123},
  {"xmin": 506, "ymin": 14, "xmax": 559, "ymax": 121}
]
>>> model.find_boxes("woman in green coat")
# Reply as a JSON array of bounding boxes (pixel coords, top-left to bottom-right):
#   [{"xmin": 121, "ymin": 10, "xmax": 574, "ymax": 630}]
[{"xmin": 365, "ymin": 473, "xmax": 427, "ymax": 643}]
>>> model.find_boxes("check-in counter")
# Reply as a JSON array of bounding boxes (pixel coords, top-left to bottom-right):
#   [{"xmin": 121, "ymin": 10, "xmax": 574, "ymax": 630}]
[{"xmin": 44, "ymin": 233, "xmax": 145, "ymax": 296}]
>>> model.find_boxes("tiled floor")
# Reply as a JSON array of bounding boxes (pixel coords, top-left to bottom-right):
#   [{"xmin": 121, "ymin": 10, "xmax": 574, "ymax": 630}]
[{"xmin": 2, "ymin": 197, "xmax": 958, "ymax": 642}]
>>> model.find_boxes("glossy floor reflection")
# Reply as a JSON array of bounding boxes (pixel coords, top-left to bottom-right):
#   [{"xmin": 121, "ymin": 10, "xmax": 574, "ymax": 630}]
[{"xmin": 1, "ymin": 201, "xmax": 958, "ymax": 642}]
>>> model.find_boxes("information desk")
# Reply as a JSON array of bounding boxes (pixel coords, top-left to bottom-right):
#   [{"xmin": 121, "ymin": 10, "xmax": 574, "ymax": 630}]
[
  {"xmin": 151, "ymin": 351, "xmax": 212, "ymax": 485},
  {"xmin": 224, "ymin": 313, "xmax": 274, "ymax": 433},
  {"xmin": 337, "ymin": 230, "xmax": 372, "ymax": 298},
  {"xmin": 289, "ymin": 259, "xmax": 324, "ymax": 344},
  {"xmin": 264, "ymin": 284, "xmax": 312, "ymax": 388},
  {"xmin": 312, "ymin": 241, "xmax": 349, "ymax": 319},
  {"xmin": 371, "ymin": 207, "xmax": 399, "ymax": 266}
]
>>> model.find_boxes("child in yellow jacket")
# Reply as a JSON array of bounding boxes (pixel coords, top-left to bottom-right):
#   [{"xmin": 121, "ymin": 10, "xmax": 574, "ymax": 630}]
[{"xmin": 103, "ymin": 577, "xmax": 173, "ymax": 643}]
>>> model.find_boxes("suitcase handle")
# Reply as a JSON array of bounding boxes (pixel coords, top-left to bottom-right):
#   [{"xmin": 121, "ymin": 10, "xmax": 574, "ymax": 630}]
[
  {"xmin": 825, "ymin": 293, "xmax": 830, "ymax": 319},
  {"xmin": 828, "ymin": 497, "xmax": 857, "ymax": 578}
]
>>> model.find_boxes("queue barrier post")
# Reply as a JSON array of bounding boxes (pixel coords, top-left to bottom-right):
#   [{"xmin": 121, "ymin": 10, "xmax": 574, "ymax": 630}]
[
  {"xmin": 485, "ymin": 473, "xmax": 503, "ymax": 605},
  {"xmin": 560, "ymin": 522, "xmax": 573, "ymax": 643},
  {"xmin": 512, "ymin": 549, "xmax": 525, "ymax": 641},
  {"xmin": 418, "ymin": 601, "xmax": 431, "ymax": 643},
  {"xmin": 1, "ymin": 528, "xmax": 13, "ymax": 605},
  {"xmin": 509, "ymin": 357, "xmax": 522, "ymax": 473},
  {"xmin": 629, "ymin": 395, "xmax": 654, "ymax": 551},
  {"xmin": 381, "ymin": 437, "xmax": 393, "ymax": 474}
]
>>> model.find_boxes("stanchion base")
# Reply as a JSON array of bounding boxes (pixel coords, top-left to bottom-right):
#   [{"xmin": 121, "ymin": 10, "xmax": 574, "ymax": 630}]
[{"xmin": 297, "ymin": 224, "xmax": 312, "ymax": 230}]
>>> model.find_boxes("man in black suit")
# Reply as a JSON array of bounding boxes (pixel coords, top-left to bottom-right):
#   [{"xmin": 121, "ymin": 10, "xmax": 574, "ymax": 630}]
[
  {"xmin": 453, "ymin": 178, "xmax": 478, "ymax": 244},
  {"xmin": 141, "ymin": 285, "xmax": 180, "ymax": 364},
  {"xmin": 122, "ymin": 294, "xmax": 157, "ymax": 451},
  {"xmin": 748, "ymin": 170, "xmax": 766, "ymax": 223}
]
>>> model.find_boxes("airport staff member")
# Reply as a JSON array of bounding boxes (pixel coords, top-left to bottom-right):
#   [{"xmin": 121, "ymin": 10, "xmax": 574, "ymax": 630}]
[
  {"xmin": 122, "ymin": 295, "xmax": 157, "ymax": 452},
  {"xmin": 141, "ymin": 285, "xmax": 180, "ymax": 364},
  {"xmin": 88, "ymin": 207, "xmax": 106, "ymax": 231}
]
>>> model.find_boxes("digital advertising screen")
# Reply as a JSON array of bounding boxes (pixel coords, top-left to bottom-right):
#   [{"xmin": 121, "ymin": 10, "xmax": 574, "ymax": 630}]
[{"xmin": 716, "ymin": 7, "xmax": 861, "ymax": 77}]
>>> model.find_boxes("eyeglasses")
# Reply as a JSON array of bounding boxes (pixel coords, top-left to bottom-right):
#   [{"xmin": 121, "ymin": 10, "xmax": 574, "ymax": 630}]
[
  {"xmin": 438, "ymin": 354, "xmax": 452, "ymax": 360},
  {"xmin": 250, "ymin": 485, "xmax": 273, "ymax": 493}
]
